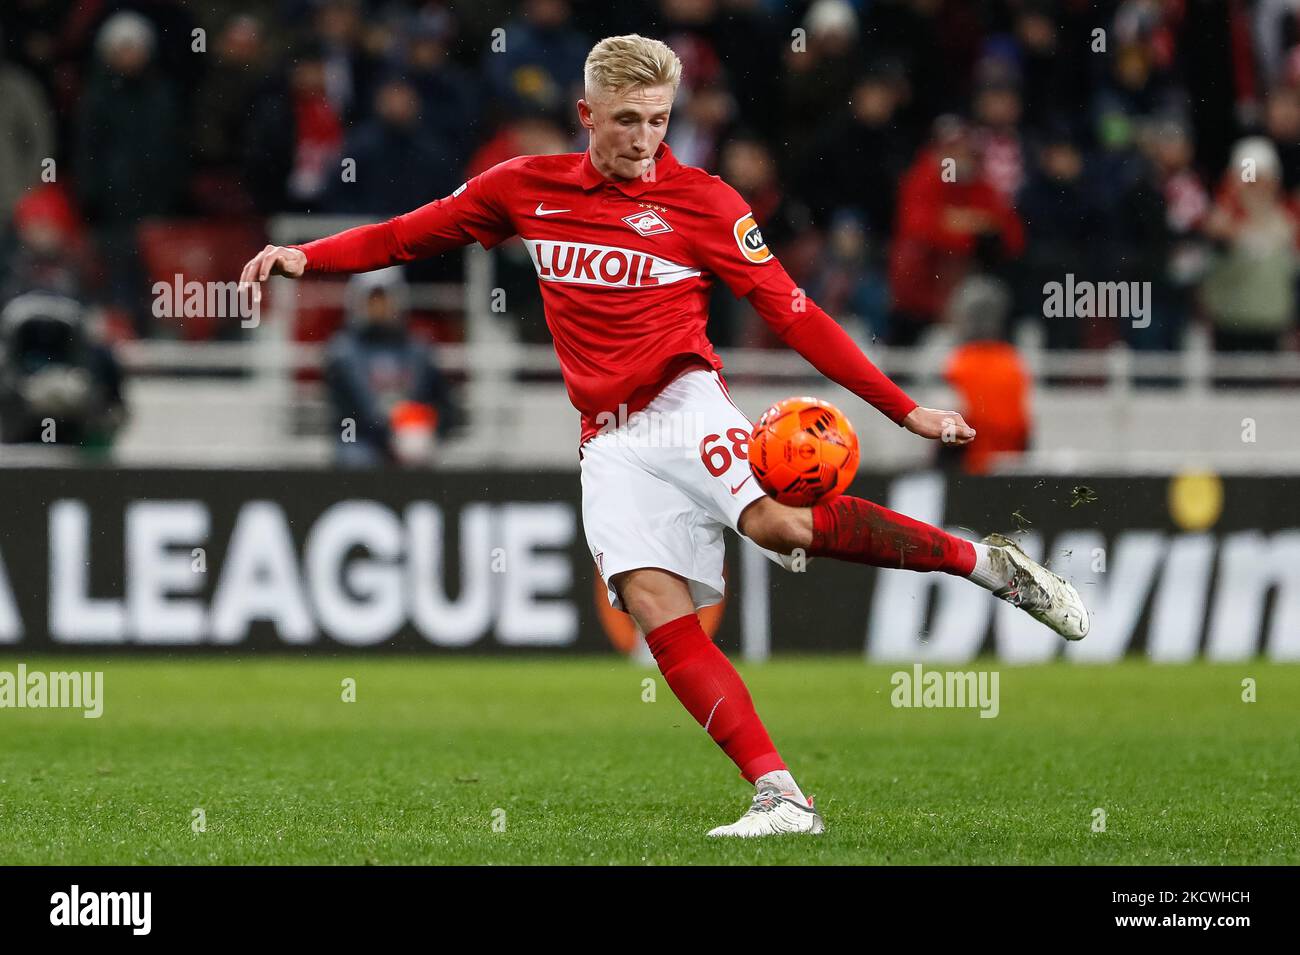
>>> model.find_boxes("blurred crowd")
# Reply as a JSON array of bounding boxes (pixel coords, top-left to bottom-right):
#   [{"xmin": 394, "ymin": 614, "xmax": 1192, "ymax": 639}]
[{"xmin": 2, "ymin": 0, "xmax": 1300, "ymax": 461}]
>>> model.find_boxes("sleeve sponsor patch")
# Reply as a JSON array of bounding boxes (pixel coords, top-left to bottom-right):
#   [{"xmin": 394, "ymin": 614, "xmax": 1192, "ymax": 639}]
[
  {"xmin": 732, "ymin": 212, "xmax": 772, "ymax": 263},
  {"xmin": 452, "ymin": 181, "xmax": 468, "ymax": 197}
]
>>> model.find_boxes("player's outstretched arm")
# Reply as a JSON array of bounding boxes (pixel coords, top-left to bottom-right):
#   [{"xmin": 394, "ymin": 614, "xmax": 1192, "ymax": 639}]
[
  {"xmin": 239, "ymin": 161, "xmax": 519, "ymax": 297},
  {"xmin": 745, "ymin": 267, "xmax": 975, "ymax": 445},
  {"xmin": 237, "ymin": 207, "xmax": 473, "ymax": 302}
]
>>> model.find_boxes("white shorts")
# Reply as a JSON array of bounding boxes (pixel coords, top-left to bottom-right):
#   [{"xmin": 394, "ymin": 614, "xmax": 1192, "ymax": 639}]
[{"xmin": 580, "ymin": 367, "xmax": 801, "ymax": 612}]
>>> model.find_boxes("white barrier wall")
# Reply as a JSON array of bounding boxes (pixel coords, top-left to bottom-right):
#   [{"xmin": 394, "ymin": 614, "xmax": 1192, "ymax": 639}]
[{"xmin": 100, "ymin": 377, "xmax": 1300, "ymax": 473}]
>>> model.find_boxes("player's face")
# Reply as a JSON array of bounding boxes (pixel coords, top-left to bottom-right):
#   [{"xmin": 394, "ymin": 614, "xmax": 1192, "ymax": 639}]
[{"xmin": 580, "ymin": 84, "xmax": 674, "ymax": 181}]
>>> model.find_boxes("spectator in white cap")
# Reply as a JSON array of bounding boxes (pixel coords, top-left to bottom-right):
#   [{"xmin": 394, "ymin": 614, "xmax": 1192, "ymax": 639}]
[
  {"xmin": 75, "ymin": 9, "xmax": 184, "ymax": 336},
  {"xmin": 1201, "ymin": 136, "xmax": 1298, "ymax": 353},
  {"xmin": 95, "ymin": 10, "xmax": 155, "ymax": 68}
]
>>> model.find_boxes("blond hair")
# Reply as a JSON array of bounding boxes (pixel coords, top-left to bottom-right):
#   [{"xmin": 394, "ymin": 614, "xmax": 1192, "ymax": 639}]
[{"xmin": 583, "ymin": 34, "xmax": 682, "ymax": 101}]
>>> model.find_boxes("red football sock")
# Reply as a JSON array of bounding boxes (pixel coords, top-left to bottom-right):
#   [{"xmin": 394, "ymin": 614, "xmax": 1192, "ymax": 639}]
[
  {"xmin": 809, "ymin": 495, "xmax": 976, "ymax": 575},
  {"xmin": 643, "ymin": 613, "xmax": 786, "ymax": 783}
]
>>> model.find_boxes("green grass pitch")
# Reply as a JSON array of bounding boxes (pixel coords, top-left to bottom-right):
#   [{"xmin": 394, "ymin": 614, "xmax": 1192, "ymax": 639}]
[{"xmin": 1, "ymin": 656, "xmax": 1297, "ymax": 865}]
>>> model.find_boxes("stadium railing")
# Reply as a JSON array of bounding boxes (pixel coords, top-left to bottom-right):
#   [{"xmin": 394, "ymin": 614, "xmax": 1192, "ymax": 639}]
[{"xmin": 5, "ymin": 215, "xmax": 1297, "ymax": 471}]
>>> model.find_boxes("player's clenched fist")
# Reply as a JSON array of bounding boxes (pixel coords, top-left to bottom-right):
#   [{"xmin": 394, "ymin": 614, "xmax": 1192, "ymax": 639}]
[{"xmin": 238, "ymin": 245, "xmax": 307, "ymax": 302}]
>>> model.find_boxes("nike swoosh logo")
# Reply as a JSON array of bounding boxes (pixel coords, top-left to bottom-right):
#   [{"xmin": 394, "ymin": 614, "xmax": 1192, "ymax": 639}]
[
  {"xmin": 703, "ymin": 696, "xmax": 725, "ymax": 733},
  {"xmin": 730, "ymin": 475, "xmax": 753, "ymax": 495},
  {"xmin": 535, "ymin": 203, "xmax": 571, "ymax": 216}
]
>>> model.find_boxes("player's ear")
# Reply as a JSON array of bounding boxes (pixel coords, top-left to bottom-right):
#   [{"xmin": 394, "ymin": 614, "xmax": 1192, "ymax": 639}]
[{"xmin": 577, "ymin": 98, "xmax": 593, "ymax": 129}]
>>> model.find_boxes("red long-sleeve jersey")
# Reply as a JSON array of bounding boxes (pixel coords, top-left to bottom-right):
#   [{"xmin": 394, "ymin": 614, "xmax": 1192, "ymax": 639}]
[{"xmin": 293, "ymin": 141, "xmax": 917, "ymax": 444}]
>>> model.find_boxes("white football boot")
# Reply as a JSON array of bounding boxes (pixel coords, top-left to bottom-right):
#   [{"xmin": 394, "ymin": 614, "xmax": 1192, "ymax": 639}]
[
  {"xmin": 706, "ymin": 783, "xmax": 825, "ymax": 838},
  {"xmin": 982, "ymin": 532, "xmax": 1090, "ymax": 640}
]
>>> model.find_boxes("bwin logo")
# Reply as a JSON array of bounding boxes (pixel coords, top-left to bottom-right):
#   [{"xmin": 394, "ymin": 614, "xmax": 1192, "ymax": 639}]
[{"xmin": 50, "ymin": 885, "xmax": 151, "ymax": 935}]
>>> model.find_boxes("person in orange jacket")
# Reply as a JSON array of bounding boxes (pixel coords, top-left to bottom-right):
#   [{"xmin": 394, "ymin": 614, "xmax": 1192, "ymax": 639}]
[{"xmin": 941, "ymin": 275, "xmax": 1031, "ymax": 474}]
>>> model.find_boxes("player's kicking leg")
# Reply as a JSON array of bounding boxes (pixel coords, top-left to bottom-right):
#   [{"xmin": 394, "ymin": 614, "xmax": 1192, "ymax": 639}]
[
  {"xmin": 613, "ymin": 567, "xmax": 825, "ymax": 838},
  {"xmin": 739, "ymin": 496, "xmax": 1089, "ymax": 641}
]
